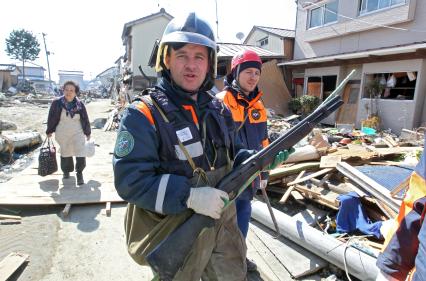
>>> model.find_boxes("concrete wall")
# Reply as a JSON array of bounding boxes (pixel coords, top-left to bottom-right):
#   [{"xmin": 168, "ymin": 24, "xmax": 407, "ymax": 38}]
[
  {"xmin": 294, "ymin": 0, "xmax": 424, "ymax": 59},
  {"xmin": 357, "ymin": 59, "xmax": 425, "ymax": 133},
  {"xmin": 130, "ymin": 16, "xmax": 171, "ymax": 77},
  {"xmin": 245, "ymin": 29, "xmax": 284, "ymax": 55}
]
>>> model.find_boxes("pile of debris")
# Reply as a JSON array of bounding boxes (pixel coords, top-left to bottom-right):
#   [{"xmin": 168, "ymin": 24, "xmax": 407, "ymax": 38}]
[{"xmin": 254, "ymin": 117, "xmax": 424, "ymax": 280}]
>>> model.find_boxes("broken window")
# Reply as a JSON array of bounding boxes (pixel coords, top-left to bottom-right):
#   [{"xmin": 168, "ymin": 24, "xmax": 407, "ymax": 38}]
[
  {"xmin": 306, "ymin": 75, "xmax": 337, "ymax": 101},
  {"xmin": 362, "ymin": 72, "xmax": 417, "ymax": 100}
]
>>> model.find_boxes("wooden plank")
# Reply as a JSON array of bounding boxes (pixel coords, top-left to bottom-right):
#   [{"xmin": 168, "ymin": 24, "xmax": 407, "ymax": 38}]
[
  {"xmin": 0, "ymin": 214, "xmax": 21, "ymax": 220},
  {"xmin": 390, "ymin": 175, "xmax": 410, "ymax": 197},
  {"xmin": 294, "ymin": 185, "xmax": 339, "ymax": 209},
  {"xmin": 62, "ymin": 204, "xmax": 71, "ymax": 217},
  {"xmin": 336, "ymin": 162, "xmax": 400, "ymax": 212},
  {"xmin": 250, "ymin": 222, "xmax": 326, "ymax": 278},
  {"xmin": 290, "ymin": 190, "xmax": 305, "ymax": 201},
  {"xmin": 287, "ymin": 168, "xmax": 334, "ymax": 186},
  {"xmin": 257, "ymin": 59, "xmax": 292, "ymax": 116},
  {"xmin": 105, "ymin": 202, "xmax": 111, "ymax": 216},
  {"xmin": 383, "ymin": 135, "xmax": 398, "ymax": 148},
  {"xmin": 0, "ymin": 252, "xmax": 29, "ymax": 281},
  {"xmin": 0, "ymin": 133, "xmax": 124, "ymax": 205},
  {"xmin": 269, "ymin": 162, "xmax": 320, "ymax": 181},
  {"xmin": 279, "ymin": 170, "xmax": 305, "ymax": 204},
  {"xmin": 320, "ymin": 155, "xmax": 341, "ymax": 168},
  {"xmin": 247, "ymin": 226, "xmax": 290, "ymax": 281}
]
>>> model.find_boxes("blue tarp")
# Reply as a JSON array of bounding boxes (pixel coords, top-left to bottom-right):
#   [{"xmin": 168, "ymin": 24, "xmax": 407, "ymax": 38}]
[{"xmin": 336, "ymin": 192, "xmax": 383, "ymax": 238}]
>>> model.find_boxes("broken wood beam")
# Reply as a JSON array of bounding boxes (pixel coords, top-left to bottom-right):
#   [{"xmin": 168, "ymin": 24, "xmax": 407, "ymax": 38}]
[
  {"xmin": 309, "ymin": 178, "xmax": 351, "ymax": 194},
  {"xmin": 269, "ymin": 162, "xmax": 320, "ymax": 181},
  {"xmin": 336, "ymin": 162, "xmax": 400, "ymax": 212},
  {"xmin": 287, "ymin": 168, "xmax": 334, "ymax": 186},
  {"xmin": 294, "ymin": 184, "xmax": 339, "ymax": 210},
  {"xmin": 0, "ymin": 252, "xmax": 29, "ymax": 281},
  {"xmin": 390, "ymin": 175, "xmax": 410, "ymax": 198},
  {"xmin": 0, "ymin": 214, "xmax": 21, "ymax": 220},
  {"xmin": 62, "ymin": 204, "xmax": 71, "ymax": 217},
  {"xmin": 105, "ymin": 202, "xmax": 111, "ymax": 216},
  {"xmin": 279, "ymin": 170, "xmax": 305, "ymax": 204}
]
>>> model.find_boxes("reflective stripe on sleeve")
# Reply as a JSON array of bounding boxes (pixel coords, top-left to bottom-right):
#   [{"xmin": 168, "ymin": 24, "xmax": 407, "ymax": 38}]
[{"xmin": 155, "ymin": 174, "xmax": 170, "ymax": 213}]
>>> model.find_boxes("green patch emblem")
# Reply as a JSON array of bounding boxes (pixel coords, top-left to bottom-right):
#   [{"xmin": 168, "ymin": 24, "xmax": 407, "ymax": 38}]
[{"xmin": 115, "ymin": 131, "xmax": 135, "ymax": 157}]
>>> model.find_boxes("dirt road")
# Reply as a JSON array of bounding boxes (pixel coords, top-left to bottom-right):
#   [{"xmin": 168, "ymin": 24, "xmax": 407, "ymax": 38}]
[{"xmin": 0, "ymin": 99, "xmax": 153, "ymax": 281}]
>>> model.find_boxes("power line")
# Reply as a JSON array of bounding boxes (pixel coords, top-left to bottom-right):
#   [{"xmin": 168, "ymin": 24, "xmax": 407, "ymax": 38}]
[{"xmin": 301, "ymin": 1, "xmax": 426, "ymax": 33}]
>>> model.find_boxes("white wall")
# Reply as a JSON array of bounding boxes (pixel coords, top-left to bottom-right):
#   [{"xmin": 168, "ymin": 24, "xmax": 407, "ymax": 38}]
[
  {"xmin": 357, "ymin": 59, "xmax": 425, "ymax": 133},
  {"xmin": 294, "ymin": 0, "xmax": 423, "ymax": 60},
  {"xmin": 130, "ymin": 17, "xmax": 171, "ymax": 77}
]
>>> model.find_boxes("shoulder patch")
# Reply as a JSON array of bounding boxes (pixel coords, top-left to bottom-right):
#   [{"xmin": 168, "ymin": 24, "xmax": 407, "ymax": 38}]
[{"xmin": 114, "ymin": 130, "xmax": 135, "ymax": 157}]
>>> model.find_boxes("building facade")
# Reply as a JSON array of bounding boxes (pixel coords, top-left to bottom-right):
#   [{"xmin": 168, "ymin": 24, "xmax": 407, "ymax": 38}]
[
  {"xmin": 121, "ymin": 8, "xmax": 173, "ymax": 91},
  {"xmin": 282, "ymin": 0, "xmax": 426, "ymax": 133}
]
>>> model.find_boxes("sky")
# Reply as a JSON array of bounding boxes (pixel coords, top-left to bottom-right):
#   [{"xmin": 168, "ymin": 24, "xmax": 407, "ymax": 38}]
[{"xmin": 0, "ymin": 0, "xmax": 297, "ymax": 82}]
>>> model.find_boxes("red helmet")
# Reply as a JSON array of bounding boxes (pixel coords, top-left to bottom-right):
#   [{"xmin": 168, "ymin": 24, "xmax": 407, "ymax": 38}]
[{"xmin": 231, "ymin": 50, "xmax": 262, "ymax": 73}]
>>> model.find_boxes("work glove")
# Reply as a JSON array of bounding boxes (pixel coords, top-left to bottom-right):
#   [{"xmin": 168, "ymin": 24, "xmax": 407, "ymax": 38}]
[
  {"xmin": 186, "ymin": 187, "xmax": 229, "ymax": 219},
  {"xmin": 267, "ymin": 147, "xmax": 295, "ymax": 170}
]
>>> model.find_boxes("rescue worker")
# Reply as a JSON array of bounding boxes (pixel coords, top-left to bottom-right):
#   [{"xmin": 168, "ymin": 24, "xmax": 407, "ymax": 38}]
[
  {"xmin": 376, "ymin": 135, "xmax": 426, "ymax": 281},
  {"xmin": 113, "ymin": 13, "xmax": 249, "ymax": 280},
  {"xmin": 217, "ymin": 50, "xmax": 292, "ymax": 271}
]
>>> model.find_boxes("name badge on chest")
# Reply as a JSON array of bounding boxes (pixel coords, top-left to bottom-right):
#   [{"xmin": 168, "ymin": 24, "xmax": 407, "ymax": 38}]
[{"xmin": 176, "ymin": 127, "xmax": 193, "ymax": 143}]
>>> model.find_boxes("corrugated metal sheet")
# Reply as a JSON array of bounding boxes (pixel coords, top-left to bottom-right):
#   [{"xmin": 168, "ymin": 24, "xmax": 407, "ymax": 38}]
[
  {"xmin": 256, "ymin": 26, "xmax": 295, "ymax": 38},
  {"xmin": 356, "ymin": 165, "xmax": 414, "ymax": 192},
  {"xmin": 217, "ymin": 43, "xmax": 283, "ymax": 59}
]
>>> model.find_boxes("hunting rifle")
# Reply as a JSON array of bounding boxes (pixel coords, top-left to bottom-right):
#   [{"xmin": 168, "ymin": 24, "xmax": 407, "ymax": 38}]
[{"xmin": 147, "ymin": 70, "xmax": 357, "ymax": 281}]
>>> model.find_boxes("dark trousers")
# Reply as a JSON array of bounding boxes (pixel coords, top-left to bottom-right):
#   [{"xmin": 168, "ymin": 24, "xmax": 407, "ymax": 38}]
[
  {"xmin": 236, "ymin": 198, "xmax": 252, "ymax": 238},
  {"xmin": 60, "ymin": 156, "xmax": 86, "ymax": 173}
]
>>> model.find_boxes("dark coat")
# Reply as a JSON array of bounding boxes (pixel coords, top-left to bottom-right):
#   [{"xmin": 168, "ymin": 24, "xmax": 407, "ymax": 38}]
[{"xmin": 46, "ymin": 97, "xmax": 91, "ymax": 136}]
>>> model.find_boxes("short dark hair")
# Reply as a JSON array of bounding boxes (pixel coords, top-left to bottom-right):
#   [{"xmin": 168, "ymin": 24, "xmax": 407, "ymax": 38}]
[
  {"xmin": 167, "ymin": 42, "xmax": 187, "ymax": 54},
  {"xmin": 63, "ymin": 80, "xmax": 80, "ymax": 93}
]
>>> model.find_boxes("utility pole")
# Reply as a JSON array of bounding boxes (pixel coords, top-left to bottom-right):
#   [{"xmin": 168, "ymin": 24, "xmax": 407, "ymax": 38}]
[
  {"xmin": 41, "ymin": 33, "xmax": 52, "ymax": 89},
  {"xmin": 215, "ymin": 0, "xmax": 219, "ymax": 39}
]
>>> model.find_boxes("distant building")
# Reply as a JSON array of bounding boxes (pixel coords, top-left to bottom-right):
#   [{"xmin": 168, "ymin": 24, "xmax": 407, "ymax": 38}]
[
  {"xmin": 17, "ymin": 65, "xmax": 45, "ymax": 81},
  {"xmin": 58, "ymin": 70, "xmax": 85, "ymax": 90},
  {"xmin": 17, "ymin": 65, "xmax": 53, "ymax": 93},
  {"xmin": 121, "ymin": 8, "xmax": 173, "ymax": 90},
  {"xmin": 244, "ymin": 26, "xmax": 295, "ymax": 59},
  {"xmin": 0, "ymin": 64, "xmax": 20, "ymax": 92}
]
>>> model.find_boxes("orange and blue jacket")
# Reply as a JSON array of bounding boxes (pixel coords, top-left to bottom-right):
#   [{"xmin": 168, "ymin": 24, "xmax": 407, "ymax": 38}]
[
  {"xmin": 217, "ymin": 85, "xmax": 269, "ymax": 199},
  {"xmin": 376, "ymin": 137, "xmax": 426, "ymax": 281}
]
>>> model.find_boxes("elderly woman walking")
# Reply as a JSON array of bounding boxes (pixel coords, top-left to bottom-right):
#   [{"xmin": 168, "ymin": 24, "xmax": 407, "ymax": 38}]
[{"xmin": 46, "ymin": 81, "xmax": 91, "ymax": 185}]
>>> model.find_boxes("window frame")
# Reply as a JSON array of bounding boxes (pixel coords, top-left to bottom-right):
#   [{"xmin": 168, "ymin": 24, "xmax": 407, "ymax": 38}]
[
  {"xmin": 257, "ymin": 36, "xmax": 269, "ymax": 47},
  {"xmin": 359, "ymin": 0, "xmax": 406, "ymax": 16},
  {"xmin": 307, "ymin": 0, "xmax": 339, "ymax": 30}
]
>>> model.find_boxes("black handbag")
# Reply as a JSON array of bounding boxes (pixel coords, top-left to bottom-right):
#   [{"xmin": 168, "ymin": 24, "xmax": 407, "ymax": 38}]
[{"xmin": 38, "ymin": 137, "xmax": 58, "ymax": 177}]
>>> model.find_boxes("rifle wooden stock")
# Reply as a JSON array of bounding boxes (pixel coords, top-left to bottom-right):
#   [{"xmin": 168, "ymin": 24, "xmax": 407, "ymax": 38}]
[{"xmin": 147, "ymin": 70, "xmax": 356, "ymax": 280}]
